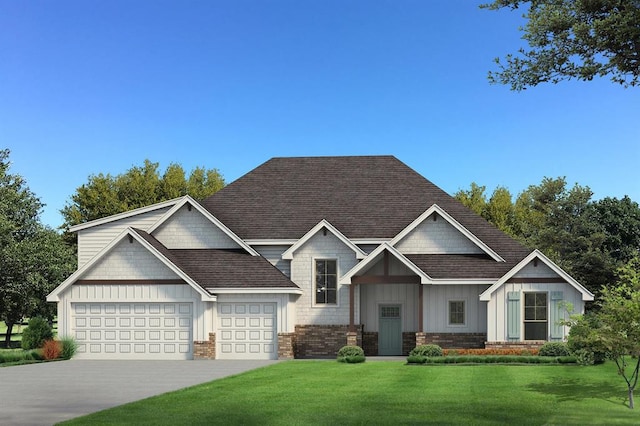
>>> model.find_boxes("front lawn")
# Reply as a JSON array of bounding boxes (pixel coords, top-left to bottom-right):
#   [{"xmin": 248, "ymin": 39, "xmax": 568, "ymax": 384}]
[{"xmin": 61, "ymin": 361, "xmax": 639, "ymax": 425}]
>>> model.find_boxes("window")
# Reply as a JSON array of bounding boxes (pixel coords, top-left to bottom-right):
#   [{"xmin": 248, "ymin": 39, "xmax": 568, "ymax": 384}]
[
  {"xmin": 448, "ymin": 300, "xmax": 465, "ymax": 325},
  {"xmin": 524, "ymin": 292, "xmax": 547, "ymax": 340},
  {"xmin": 315, "ymin": 259, "xmax": 337, "ymax": 304}
]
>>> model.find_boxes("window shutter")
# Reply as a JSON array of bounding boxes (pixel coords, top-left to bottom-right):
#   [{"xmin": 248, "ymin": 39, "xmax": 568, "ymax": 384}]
[
  {"xmin": 550, "ymin": 291, "xmax": 564, "ymax": 340},
  {"xmin": 507, "ymin": 291, "xmax": 521, "ymax": 340}
]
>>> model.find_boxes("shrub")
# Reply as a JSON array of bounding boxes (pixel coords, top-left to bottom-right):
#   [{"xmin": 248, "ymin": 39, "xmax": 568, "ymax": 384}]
[
  {"xmin": 42, "ymin": 340, "xmax": 62, "ymax": 360},
  {"xmin": 442, "ymin": 348, "xmax": 539, "ymax": 356},
  {"xmin": 538, "ymin": 342, "xmax": 571, "ymax": 357},
  {"xmin": 567, "ymin": 312, "xmax": 607, "ymax": 364},
  {"xmin": 60, "ymin": 336, "xmax": 78, "ymax": 360},
  {"xmin": 21, "ymin": 317, "xmax": 53, "ymax": 350},
  {"xmin": 337, "ymin": 345, "xmax": 365, "ymax": 363},
  {"xmin": 410, "ymin": 344, "xmax": 443, "ymax": 357},
  {"xmin": 573, "ymin": 348, "xmax": 595, "ymax": 366}
]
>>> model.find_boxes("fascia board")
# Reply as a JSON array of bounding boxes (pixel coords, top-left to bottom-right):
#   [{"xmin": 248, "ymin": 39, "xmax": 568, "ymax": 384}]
[
  {"xmin": 244, "ymin": 239, "xmax": 298, "ymax": 246},
  {"xmin": 479, "ymin": 250, "xmax": 594, "ymax": 301},
  {"xmin": 205, "ymin": 288, "xmax": 303, "ymax": 295},
  {"xmin": 389, "ymin": 204, "xmax": 505, "ymax": 263},
  {"xmin": 147, "ymin": 195, "xmax": 260, "ymax": 257},
  {"xmin": 430, "ymin": 279, "xmax": 497, "ymax": 285},
  {"xmin": 68, "ymin": 197, "xmax": 183, "ymax": 232},
  {"xmin": 282, "ymin": 219, "xmax": 366, "ymax": 260},
  {"xmin": 339, "ymin": 243, "xmax": 432, "ymax": 285}
]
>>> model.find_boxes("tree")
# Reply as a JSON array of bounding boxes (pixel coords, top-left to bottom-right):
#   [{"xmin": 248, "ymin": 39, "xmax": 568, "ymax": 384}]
[
  {"xmin": 0, "ymin": 149, "xmax": 75, "ymax": 346},
  {"xmin": 61, "ymin": 160, "xmax": 225, "ymax": 231},
  {"xmin": 595, "ymin": 256, "xmax": 640, "ymax": 408},
  {"xmin": 482, "ymin": 0, "xmax": 640, "ymax": 90}
]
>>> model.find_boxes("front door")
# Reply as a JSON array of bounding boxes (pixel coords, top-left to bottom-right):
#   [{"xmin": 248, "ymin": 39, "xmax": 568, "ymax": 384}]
[{"xmin": 378, "ymin": 305, "xmax": 402, "ymax": 356}]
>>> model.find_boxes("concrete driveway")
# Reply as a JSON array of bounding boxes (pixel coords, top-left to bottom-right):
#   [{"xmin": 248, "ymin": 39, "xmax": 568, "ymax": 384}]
[{"xmin": 0, "ymin": 359, "xmax": 279, "ymax": 426}]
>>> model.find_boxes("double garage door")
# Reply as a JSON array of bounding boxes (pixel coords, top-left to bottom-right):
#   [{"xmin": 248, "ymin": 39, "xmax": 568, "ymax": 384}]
[
  {"xmin": 217, "ymin": 302, "xmax": 277, "ymax": 360},
  {"xmin": 72, "ymin": 302, "xmax": 193, "ymax": 360}
]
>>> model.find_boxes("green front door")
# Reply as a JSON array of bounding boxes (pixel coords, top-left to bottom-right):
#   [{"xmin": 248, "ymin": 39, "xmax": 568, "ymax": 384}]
[{"xmin": 378, "ymin": 305, "xmax": 402, "ymax": 356}]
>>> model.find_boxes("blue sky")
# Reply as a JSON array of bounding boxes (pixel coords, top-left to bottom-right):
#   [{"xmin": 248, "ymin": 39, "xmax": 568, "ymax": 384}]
[{"xmin": 2, "ymin": 1, "xmax": 638, "ymax": 229}]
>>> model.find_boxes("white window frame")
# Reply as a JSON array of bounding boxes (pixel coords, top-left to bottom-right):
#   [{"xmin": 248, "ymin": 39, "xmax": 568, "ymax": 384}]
[
  {"xmin": 447, "ymin": 299, "xmax": 466, "ymax": 327},
  {"xmin": 313, "ymin": 258, "xmax": 339, "ymax": 307}
]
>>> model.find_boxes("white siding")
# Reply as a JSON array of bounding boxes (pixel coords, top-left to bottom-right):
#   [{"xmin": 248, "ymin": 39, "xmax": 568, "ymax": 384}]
[
  {"xmin": 77, "ymin": 207, "xmax": 172, "ymax": 267},
  {"xmin": 423, "ymin": 285, "xmax": 489, "ymax": 333},
  {"xmin": 82, "ymin": 239, "xmax": 178, "ymax": 280},
  {"xmin": 253, "ymin": 245, "xmax": 291, "ymax": 277},
  {"xmin": 291, "ymin": 232, "xmax": 359, "ymax": 325},
  {"xmin": 215, "ymin": 293, "xmax": 294, "ymax": 333},
  {"xmin": 360, "ymin": 284, "xmax": 419, "ymax": 332},
  {"xmin": 513, "ymin": 261, "xmax": 558, "ymax": 278},
  {"xmin": 395, "ymin": 216, "xmax": 483, "ymax": 255},
  {"xmin": 486, "ymin": 282, "xmax": 585, "ymax": 341},
  {"xmin": 152, "ymin": 205, "xmax": 241, "ymax": 249}
]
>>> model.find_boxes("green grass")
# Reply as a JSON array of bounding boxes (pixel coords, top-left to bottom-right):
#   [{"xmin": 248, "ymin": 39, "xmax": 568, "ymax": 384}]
[{"xmin": 60, "ymin": 361, "xmax": 640, "ymax": 425}]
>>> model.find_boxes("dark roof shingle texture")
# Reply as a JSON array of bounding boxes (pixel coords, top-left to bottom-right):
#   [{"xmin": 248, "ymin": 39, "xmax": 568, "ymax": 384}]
[{"xmin": 203, "ymin": 156, "xmax": 531, "ymax": 266}]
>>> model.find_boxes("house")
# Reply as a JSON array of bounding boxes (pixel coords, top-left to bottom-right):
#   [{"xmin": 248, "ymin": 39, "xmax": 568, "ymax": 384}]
[{"xmin": 47, "ymin": 156, "xmax": 594, "ymax": 360}]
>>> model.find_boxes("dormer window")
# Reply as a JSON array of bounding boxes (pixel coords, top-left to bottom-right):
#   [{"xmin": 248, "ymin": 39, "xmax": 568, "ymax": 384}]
[{"xmin": 315, "ymin": 259, "xmax": 337, "ymax": 305}]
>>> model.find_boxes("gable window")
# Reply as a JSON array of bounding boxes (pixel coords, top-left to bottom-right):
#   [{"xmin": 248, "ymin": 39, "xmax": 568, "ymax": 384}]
[
  {"xmin": 448, "ymin": 300, "xmax": 465, "ymax": 326},
  {"xmin": 524, "ymin": 292, "xmax": 547, "ymax": 340},
  {"xmin": 315, "ymin": 259, "xmax": 337, "ymax": 305}
]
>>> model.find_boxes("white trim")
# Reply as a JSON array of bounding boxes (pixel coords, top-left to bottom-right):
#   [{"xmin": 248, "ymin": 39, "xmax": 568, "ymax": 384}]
[
  {"xmin": 244, "ymin": 239, "xmax": 298, "ymax": 246},
  {"xmin": 431, "ymin": 279, "xmax": 497, "ymax": 285},
  {"xmin": 206, "ymin": 288, "xmax": 303, "ymax": 295},
  {"xmin": 339, "ymin": 243, "xmax": 432, "ymax": 285},
  {"xmin": 68, "ymin": 197, "xmax": 184, "ymax": 232},
  {"xmin": 146, "ymin": 195, "xmax": 260, "ymax": 257},
  {"xmin": 389, "ymin": 204, "xmax": 505, "ymax": 263},
  {"xmin": 479, "ymin": 250, "xmax": 594, "ymax": 301},
  {"xmin": 281, "ymin": 219, "xmax": 366, "ymax": 260},
  {"xmin": 46, "ymin": 227, "xmax": 216, "ymax": 302},
  {"xmin": 447, "ymin": 299, "xmax": 467, "ymax": 327}
]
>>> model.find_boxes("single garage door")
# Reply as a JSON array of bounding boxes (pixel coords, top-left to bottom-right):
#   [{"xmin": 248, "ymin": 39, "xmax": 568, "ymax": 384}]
[
  {"xmin": 72, "ymin": 302, "xmax": 193, "ymax": 359},
  {"xmin": 217, "ymin": 303, "xmax": 277, "ymax": 360}
]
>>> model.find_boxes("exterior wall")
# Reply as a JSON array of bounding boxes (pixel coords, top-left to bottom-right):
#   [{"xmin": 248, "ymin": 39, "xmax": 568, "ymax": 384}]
[
  {"xmin": 253, "ymin": 245, "xmax": 291, "ymax": 277},
  {"xmin": 77, "ymin": 207, "xmax": 172, "ymax": 267},
  {"xmin": 486, "ymin": 281, "xmax": 585, "ymax": 342},
  {"xmin": 360, "ymin": 284, "xmax": 419, "ymax": 332},
  {"xmin": 395, "ymin": 216, "xmax": 484, "ymax": 255},
  {"xmin": 294, "ymin": 325, "xmax": 362, "ymax": 358},
  {"xmin": 152, "ymin": 205, "xmax": 241, "ymax": 249},
  {"xmin": 291, "ymin": 232, "xmax": 359, "ymax": 325},
  {"xmin": 56, "ymin": 283, "xmax": 209, "ymax": 341},
  {"xmin": 513, "ymin": 261, "xmax": 558, "ymax": 278},
  {"xmin": 423, "ymin": 285, "xmax": 489, "ymax": 333},
  {"xmin": 422, "ymin": 333, "xmax": 486, "ymax": 348},
  {"xmin": 82, "ymin": 239, "xmax": 178, "ymax": 280}
]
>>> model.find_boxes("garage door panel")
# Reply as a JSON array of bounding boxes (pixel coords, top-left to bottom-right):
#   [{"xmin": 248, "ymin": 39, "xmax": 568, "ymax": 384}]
[
  {"xmin": 72, "ymin": 302, "xmax": 192, "ymax": 360},
  {"xmin": 217, "ymin": 302, "xmax": 277, "ymax": 360}
]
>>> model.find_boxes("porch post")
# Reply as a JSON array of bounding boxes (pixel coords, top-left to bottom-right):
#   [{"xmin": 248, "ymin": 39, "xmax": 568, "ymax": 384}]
[
  {"xmin": 418, "ymin": 284, "xmax": 424, "ymax": 332},
  {"xmin": 349, "ymin": 283, "xmax": 355, "ymax": 332}
]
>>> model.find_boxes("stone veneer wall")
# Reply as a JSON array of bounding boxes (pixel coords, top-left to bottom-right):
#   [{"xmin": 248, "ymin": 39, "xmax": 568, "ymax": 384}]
[
  {"xmin": 402, "ymin": 332, "xmax": 416, "ymax": 355},
  {"xmin": 423, "ymin": 333, "xmax": 486, "ymax": 349},
  {"xmin": 193, "ymin": 333, "xmax": 216, "ymax": 359},
  {"xmin": 294, "ymin": 325, "xmax": 363, "ymax": 358},
  {"xmin": 362, "ymin": 332, "xmax": 378, "ymax": 356},
  {"xmin": 484, "ymin": 341, "xmax": 546, "ymax": 350},
  {"xmin": 278, "ymin": 333, "xmax": 295, "ymax": 359}
]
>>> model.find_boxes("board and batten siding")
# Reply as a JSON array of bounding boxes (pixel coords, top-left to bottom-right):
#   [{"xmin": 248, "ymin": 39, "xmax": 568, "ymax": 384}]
[
  {"xmin": 395, "ymin": 216, "xmax": 484, "ymax": 255},
  {"xmin": 77, "ymin": 207, "xmax": 172, "ymax": 267},
  {"xmin": 214, "ymin": 293, "xmax": 295, "ymax": 333},
  {"xmin": 291, "ymin": 232, "xmax": 359, "ymax": 325},
  {"xmin": 81, "ymin": 239, "xmax": 178, "ymax": 281},
  {"xmin": 253, "ymin": 245, "xmax": 291, "ymax": 277},
  {"xmin": 485, "ymin": 281, "xmax": 585, "ymax": 342},
  {"xmin": 152, "ymin": 205, "xmax": 241, "ymax": 249},
  {"xmin": 423, "ymin": 285, "xmax": 488, "ymax": 333},
  {"xmin": 360, "ymin": 284, "xmax": 419, "ymax": 332},
  {"xmin": 56, "ymin": 283, "xmax": 212, "ymax": 342}
]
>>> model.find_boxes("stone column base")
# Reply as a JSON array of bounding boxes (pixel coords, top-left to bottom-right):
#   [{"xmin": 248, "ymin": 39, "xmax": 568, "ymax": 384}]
[
  {"xmin": 415, "ymin": 332, "xmax": 427, "ymax": 347},
  {"xmin": 193, "ymin": 332, "xmax": 216, "ymax": 359},
  {"xmin": 278, "ymin": 333, "xmax": 295, "ymax": 359}
]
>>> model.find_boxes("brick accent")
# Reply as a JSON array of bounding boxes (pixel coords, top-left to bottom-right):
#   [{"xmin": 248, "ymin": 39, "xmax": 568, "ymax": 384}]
[
  {"xmin": 402, "ymin": 332, "xmax": 416, "ymax": 355},
  {"xmin": 422, "ymin": 333, "xmax": 486, "ymax": 349},
  {"xmin": 278, "ymin": 333, "xmax": 295, "ymax": 359},
  {"xmin": 362, "ymin": 332, "xmax": 378, "ymax": 356},
  {"xmin": 193, "ymin": 332, "xmax": 216, "ymax": 359},
  {"xmin": 294, "ymin": 325, "xmax": 363, "ymax": 358},
  {"xmin": 415, "ymin": 332, "xmax": 427, "ymax": 346},
  {"xmin": 484, "ymin": 341, "xmax": 546, "ymax": 351}
]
